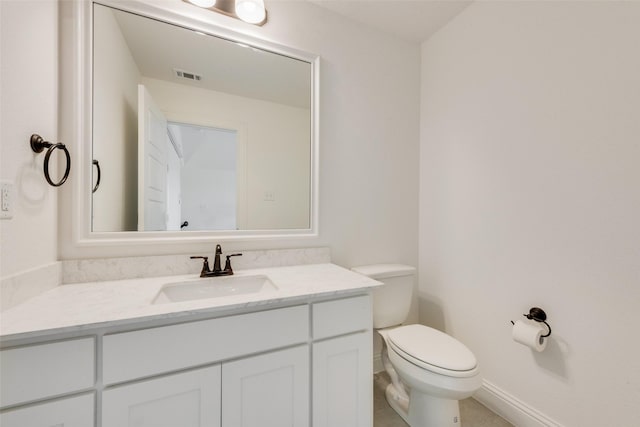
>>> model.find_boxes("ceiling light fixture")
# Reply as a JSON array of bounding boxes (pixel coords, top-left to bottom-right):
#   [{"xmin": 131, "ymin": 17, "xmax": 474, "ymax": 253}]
[
  {"xmin": 235, "ymin": 0, "xmax": 266, "ymax": 24},
  {"xmin": 184, "ymin": 0, "xmax": 267, "ymax": 26}
]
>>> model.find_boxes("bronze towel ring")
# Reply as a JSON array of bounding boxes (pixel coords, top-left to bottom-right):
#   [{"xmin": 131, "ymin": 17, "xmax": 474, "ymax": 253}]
[{"xmin": 30, "ymin": 134, "xmax": 71, "ymax": 187}]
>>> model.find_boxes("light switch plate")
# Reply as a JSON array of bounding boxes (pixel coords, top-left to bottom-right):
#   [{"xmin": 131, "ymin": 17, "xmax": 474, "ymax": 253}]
[{"xmin": 1, "ymin": 180, "xmax": 14, "ymax": 219}]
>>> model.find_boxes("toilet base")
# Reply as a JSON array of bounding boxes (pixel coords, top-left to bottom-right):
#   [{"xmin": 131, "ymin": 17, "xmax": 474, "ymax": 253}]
[
  {"xmin": 407, "ymin": 391, "xmax": 461, "ymax": 427},
  {"xmin": 385, "ymin": 382, "xmax": 462, "ymax": 427},
  {"xmin": 384, "ymin": 383, "xmax": 410, "ymax": 424}
]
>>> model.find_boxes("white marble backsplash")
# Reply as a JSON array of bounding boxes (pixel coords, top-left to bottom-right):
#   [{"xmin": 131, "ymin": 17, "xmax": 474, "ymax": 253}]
[
  {"xmin": 1, "ymin": 248, "xmax": 330, "ymax": 311},
  {"xmin": 0, "ymin": 262, "xmax": 62, "ymax": 312},
  {"xmin": 62, "ymin": 247, "xmax": 331, "ymax": 284}
]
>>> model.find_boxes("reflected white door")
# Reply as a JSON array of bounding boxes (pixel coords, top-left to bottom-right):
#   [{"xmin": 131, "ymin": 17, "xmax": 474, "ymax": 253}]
[
  {"xmin": 165, "ymin": 141, "xmax": 182, "ymax": 231},
  {"xmin": 168, "ymin": 122, "xmax": 238, "ymax": 231},
  {"xmin": 138, "ymin": 84, "xmax": 168, "ymax": 231}
]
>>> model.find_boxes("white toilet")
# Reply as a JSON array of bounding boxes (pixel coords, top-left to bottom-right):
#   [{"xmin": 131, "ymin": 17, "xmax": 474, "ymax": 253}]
[{"xmin": 352, "ymin": 264, "xmax": 482, "ymax": 427}]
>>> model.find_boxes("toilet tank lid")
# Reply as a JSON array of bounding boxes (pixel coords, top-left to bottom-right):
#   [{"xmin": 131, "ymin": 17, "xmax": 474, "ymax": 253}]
[{"xmin": 351, "ymin": 264, "xmax": 416, "ymax": 279}]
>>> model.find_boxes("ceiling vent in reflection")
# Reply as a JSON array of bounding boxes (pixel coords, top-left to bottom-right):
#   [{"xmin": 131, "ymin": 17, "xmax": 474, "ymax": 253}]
[{"xmin": 174, "ymin": 68, "xmax": 202, "ymax": 82}]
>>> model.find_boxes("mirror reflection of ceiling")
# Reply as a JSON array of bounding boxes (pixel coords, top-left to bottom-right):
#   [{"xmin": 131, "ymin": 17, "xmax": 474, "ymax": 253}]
[{"xmin": 112, "ymin": 8, "xmax": 310, "ymax": 108}]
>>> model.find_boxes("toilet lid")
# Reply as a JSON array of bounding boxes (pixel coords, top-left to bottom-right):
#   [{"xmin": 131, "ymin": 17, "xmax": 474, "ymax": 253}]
[{"xmin": 388, "ymin": 324, "xmax": 477, "ymax": 375}]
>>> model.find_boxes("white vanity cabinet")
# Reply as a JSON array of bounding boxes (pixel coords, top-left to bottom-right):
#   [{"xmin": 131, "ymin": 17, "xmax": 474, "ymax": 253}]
[
  {"xmin": 1, "ymin": 292, "xmax": 373, "ymax": 427},
  {"xmin": 100, "ymin": 305, "xmax": 310, "ymax": 427}
]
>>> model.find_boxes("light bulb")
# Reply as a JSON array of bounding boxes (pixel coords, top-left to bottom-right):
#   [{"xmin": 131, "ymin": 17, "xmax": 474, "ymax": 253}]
[
  {"xmin": 188, "ymin": 0, "xmax": 216, "ymax": 8},
  {"xmin": 235, "ymin": 0, "xmax": 265, "ymax": 24}
]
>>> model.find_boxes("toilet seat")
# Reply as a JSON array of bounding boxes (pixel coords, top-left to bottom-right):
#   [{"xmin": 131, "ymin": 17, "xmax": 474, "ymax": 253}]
[{"xmin": 387, "ymin": 324, "xmax": 478, "ymax": 378}]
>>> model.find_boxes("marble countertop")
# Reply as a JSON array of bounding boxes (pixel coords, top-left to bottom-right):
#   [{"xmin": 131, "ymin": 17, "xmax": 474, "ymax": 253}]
[{"xmin": 0, "ymin": 263, "xmax": 381, "ymax": 342}]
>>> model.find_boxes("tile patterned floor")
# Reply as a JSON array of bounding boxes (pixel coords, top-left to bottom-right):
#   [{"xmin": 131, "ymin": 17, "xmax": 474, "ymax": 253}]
[{"xmin": 374, "ymin": 373, "xmax": 514, "ymax": 427}]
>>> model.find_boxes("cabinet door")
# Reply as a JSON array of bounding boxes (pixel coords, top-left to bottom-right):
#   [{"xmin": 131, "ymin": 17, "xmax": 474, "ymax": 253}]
[
  {"xmin": 222, "ymin": 345, "xmax": 309, "ymax": 427},
  {"xmin": 102, "ymin": 365, "xmax": 220, "ymax": 427},
  {"xmin": 313, "ymin": 332, "xmax": 373, "ymax": 427},
  {"xmin": 0, "ymin": 393, "xmax": 94, "ymax": 427}
]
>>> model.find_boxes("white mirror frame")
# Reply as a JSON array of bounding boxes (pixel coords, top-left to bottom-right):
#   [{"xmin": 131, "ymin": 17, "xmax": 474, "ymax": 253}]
[{"xmin": 63, "ymin": 0, "xmax": 319, "ymax": 248}]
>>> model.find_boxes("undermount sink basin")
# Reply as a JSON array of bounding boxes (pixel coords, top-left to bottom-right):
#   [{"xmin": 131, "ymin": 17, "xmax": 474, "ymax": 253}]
[{"xmin": 153, "ymin": 275, "xmax": 278, "ymax": 304}]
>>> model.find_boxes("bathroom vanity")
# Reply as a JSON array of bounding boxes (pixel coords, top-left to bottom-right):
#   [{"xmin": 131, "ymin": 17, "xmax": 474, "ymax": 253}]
[
  {"xmin": 0, "ymin": 263, "xmax": 379, "ymax": 427},
  {"xmin": 0, "ymin": 0, "xmax": 369, "ymax": 423}
]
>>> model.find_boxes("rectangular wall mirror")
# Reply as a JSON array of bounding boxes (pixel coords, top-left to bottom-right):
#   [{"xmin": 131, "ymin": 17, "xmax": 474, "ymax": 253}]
[{"xmin": 78, "ymin": 0, "xmax": 318, "ymax": 243}]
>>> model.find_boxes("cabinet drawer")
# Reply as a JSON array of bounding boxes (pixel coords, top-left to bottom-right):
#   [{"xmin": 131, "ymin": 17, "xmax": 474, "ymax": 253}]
[
  {"xmin": 0, "ymin": 337, "xmax": 95, "ymax": 408},
  {"xmin": 103, "ymin": 305, "xmax": 309, "ymax": 385},
  {"xmin": 312, "ymin": 295, "xmax": 371, "ymax": 340},
  {"xmin": 0, "ymin": 393, "xmax": 94, "ymax": 427}
]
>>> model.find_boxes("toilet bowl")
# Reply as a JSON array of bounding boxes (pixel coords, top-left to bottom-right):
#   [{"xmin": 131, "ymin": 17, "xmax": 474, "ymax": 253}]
[
  {"xmin": 352, "ymin": 264, "xmax": 482, "ymax": 427},
  {"xmin": 380, "ymin": 325, "xmax": 482, "ymax": 426}
]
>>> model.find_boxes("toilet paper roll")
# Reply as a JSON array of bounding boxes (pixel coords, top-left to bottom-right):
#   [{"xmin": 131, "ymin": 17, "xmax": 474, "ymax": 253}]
[{"xmin": 512, "ymin": 319, "xmax": 547, "ymax": 352}]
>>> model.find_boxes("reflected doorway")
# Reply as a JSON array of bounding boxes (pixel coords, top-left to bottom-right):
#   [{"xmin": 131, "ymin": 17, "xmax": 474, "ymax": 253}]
[{"xmin": 167, "ymin": 122, "xmax": 238, "ymax": 231}]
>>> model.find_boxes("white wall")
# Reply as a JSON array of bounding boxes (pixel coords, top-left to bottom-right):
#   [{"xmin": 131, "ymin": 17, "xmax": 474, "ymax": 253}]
[
  {"xmin": 264, "ymin": 1, "xmax": 421, "ymax": 268},
  {"xmin": 92, "ymin": 4, "xmax": 141, "ymax": 232},
  {"xmin": 419, "ymin": 2, "xmax": 640, "ymax": 426},
  {"xmin": 0, "ymin": 0, "xmax": 59, "ymax": 278}
]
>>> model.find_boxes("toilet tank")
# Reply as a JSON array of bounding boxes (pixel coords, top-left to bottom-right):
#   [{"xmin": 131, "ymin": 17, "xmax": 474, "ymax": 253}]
[{"xmin": 351, "ymin": 264, "xmax": 416, "ymax": 329}]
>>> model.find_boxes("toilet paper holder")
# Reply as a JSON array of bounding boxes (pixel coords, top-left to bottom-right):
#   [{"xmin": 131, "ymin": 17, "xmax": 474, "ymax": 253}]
[{"xmin": 511, "ymin": 307, "xmax": 552, "ymax": 338}]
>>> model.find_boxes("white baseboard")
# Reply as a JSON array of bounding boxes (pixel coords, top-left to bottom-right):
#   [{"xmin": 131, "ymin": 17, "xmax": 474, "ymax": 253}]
[{"xmin": 474, "ymin": 380, "xmax": 564, "ymax": 427}]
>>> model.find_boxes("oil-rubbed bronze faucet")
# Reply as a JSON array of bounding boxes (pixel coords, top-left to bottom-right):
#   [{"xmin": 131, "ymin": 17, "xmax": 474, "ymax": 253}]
[{"xmin": 191, "ymin": 244, "xmax": 243, "ymax": 277}]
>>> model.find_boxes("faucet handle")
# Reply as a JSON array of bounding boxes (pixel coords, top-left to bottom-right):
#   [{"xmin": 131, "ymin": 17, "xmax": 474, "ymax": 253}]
[
  {"xmin": 223, "ymin": 253, "xmax": 243, "ymax": 274},
  {"xmin": 190, "ymin": 256, "xmax": 210, "ymax": 277}
]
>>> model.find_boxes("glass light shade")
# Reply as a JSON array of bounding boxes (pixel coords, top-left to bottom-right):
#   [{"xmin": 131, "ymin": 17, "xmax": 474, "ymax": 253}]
[
  {"xmin": 235, "ymin": 0, "xmax": 266, "ymax": 24},
  {"xmin": 188, "ymin": 0, "xmax": 217, "ymax": 8}
]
